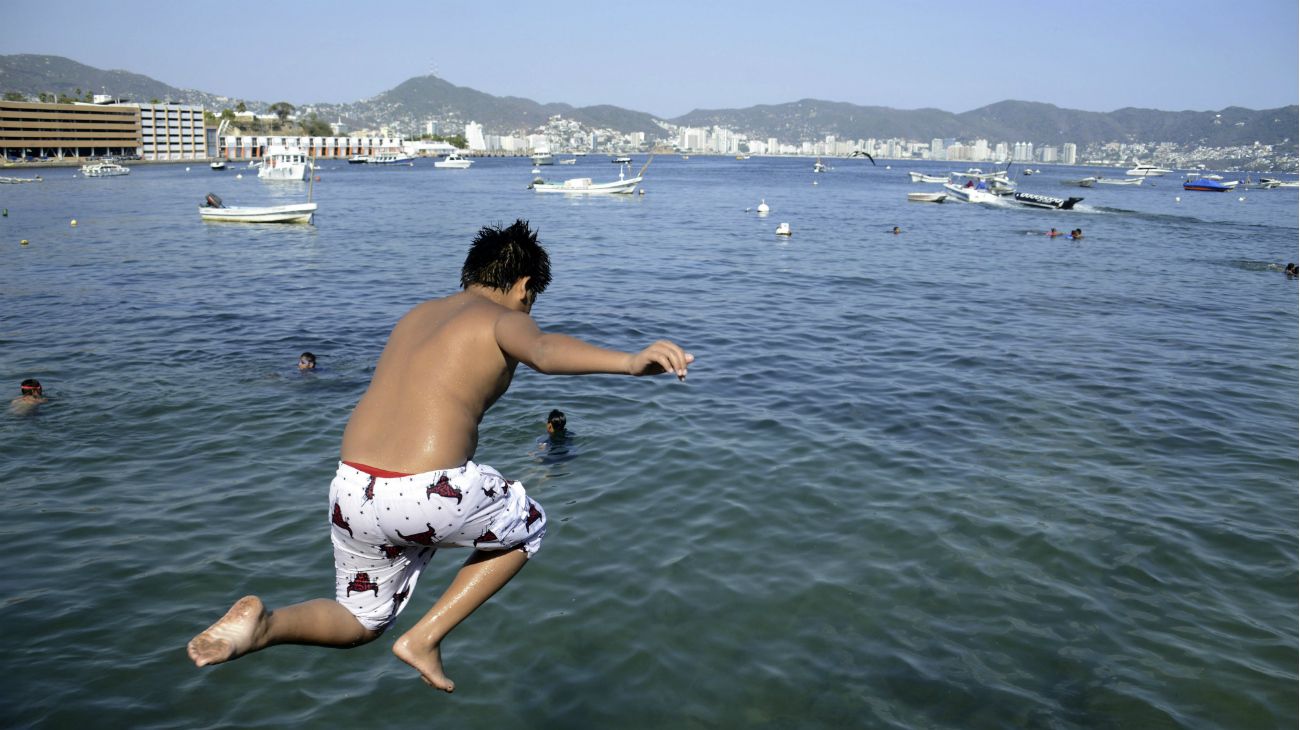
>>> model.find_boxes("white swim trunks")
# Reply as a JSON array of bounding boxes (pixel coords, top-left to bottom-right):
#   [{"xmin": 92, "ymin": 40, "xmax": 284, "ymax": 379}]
[{"xmin": 329, "ymin": 460, "xmax": 546, "ymax": 631}]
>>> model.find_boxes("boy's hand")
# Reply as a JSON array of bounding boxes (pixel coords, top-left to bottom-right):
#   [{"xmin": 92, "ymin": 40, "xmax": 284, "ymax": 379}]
[{"xmin": 628, "ymin": 340, "xmax": 694, "ymax": 380}]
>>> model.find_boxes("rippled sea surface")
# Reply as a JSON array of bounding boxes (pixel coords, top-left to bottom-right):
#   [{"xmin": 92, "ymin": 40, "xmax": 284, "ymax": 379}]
[{"xmin": 2, "ymin": 157, "xmax": 1296, "ymax": 729}]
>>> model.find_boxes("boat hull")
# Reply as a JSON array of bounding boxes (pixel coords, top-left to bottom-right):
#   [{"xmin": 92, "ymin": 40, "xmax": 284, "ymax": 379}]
[
  {"xmin": 199, "ymin": 203, "xmax": 317, "ymax": 223},
  {"xmin": 909, "ymin": 172, "xmax": 949, "ymax": 183},
  {"xmin": 1182, "ymin": 179, "xmax": 1233, "ymax": 192},
  {"xmin": 942, "ymin": 183, "xmax": 999, "ymax": 204},
  {"xmin": 1014, "ymin": 192, "xmax": 1083, "ymax": 209},
  {"xmin": 907, "ymin": 192, "xmax": 946, "ymax": 203}
]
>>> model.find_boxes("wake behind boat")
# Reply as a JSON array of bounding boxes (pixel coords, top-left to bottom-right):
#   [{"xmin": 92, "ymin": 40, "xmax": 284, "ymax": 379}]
[{"xmin": 198, "ymin": 192, "xmax": 316, "ymax": 223}]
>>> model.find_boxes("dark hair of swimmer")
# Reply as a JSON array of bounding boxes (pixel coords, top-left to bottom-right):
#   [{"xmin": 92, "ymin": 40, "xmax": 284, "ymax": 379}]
[
  {"xmin": 460, "ymin": 219, "xmax": 553, "ymax": 296},
  {"xmin": 299, "ymin": 352, "xmax": 317, "ymax": 370},
  {"xmin": 547, "ymin": 409, "xmax": 567, "ymax": 435},
  {"xmin": 20, "ymin": 378, "xmax": 42, "ymax": 395}
]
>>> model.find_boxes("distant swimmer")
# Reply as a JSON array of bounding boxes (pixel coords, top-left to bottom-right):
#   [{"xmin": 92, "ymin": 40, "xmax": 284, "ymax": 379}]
[
  {"xmin": 891, "ymin": 226, "xmax": 901, "ymax": 234},
  {"xmin": 1047, "ymin": 228, "xmax": 1062, "ymax": 238},
  {"xmin": 298, "ymin": 352, "xmax": 317, "ymax": 371},
  {"xmin": 1286, "ymin": 263, "xmax": 1298, "ymax": 279},
  {"xmin": 10, "ymin": 379, "xmax": 47, "ymax": 416},
  {"xmin": 1070, "ymin": 228, "xmax": 1084, "ymax": 240},
  {"xmin": 187, "ymin": 219, "xmax": 693, "ymax": 693}
]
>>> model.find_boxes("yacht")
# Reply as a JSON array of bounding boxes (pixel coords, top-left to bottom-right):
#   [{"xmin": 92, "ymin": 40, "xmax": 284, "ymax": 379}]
[
  {"xmin": 433, "ymin": 152, "xmax": 473, "ymax": 169},
  {"xmin": 80, "ymin": 160, "xmax": 130, "ymax": 177},
  {"xmin": 531, "ymin": 151, "xmax": 555, "ymax": 165},
  {"xmin": 257, "ymin": 146, "xmax": 309, "ymax": 181},
  {"xmin": 1126, "ymin": 163, "xmax": 1171, "ymax": 177},
  {"xmin": 368, "ymin": 153, "xmax": 415, "ymax": 165}
]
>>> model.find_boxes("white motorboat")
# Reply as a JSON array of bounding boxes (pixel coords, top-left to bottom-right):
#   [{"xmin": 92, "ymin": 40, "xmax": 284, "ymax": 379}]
[
  {"xmin": 368, "ymin": 153, "xmax": 415, "ymax": 165},
  {"xmin": 0, "ymin": 175, "xmax": 42, "ymax": 183},
  {"xmin": 347, "ymin": 155, "xmax": 369, "ymax": 164},
  {"xmin": 258, "ymin": 146, "xmax": 309, "ymax": 180},
  {"xmin": 1126, "ymin": 163, "xmax": 1171, "ymax": 177},
  {"xmin": 1095, "ymin": 177, "xmax": 1143, "ymax": 185},
  {"xmin": 210, "ymin": 160, "xmax": 227, "ymax": 171},
  {"xmin": 433, "ymin": 152, "xmax": 473, "ymax": 169},
  {"xmin": 81, "ymin": 160, "xmax": 130, "ymax": 177},
  {"xmin": 531, "ymin": 151, "xmax": 555, "ymax": 165},
  {"xmin": 950, "ymin": 168, "xmax": 1010, "ymax": 183},
  {"xmin": 613, "ymin": 156, "xmax": 632, "ymax": 163},
  {"xmin": 529, "ymin": 173, "xmax": 641, "ymax": 195},
  {"xmin": 942, "ymin": 182, "xmax": 999, "ymax": 204},
  {"xmin": 907, "ymin": 192, "xmax": 946, "ymax": 203},
  {"xmin": 198, "ymin": 193, "xmax": 316, "ymax": 223},
  {"xmin": 1063, "ymin": 177, "xmax": 1097, "ymax": 187},
  {"xmin": 1260, "ymin": 177, "xmax": 1299, "ymax": 188},
  {"xmin": 909, "ymin": 171, "xmax": 949, "ymax": 183},
  {"xmin": 559, "ymin": 158, "xmax": 578, "ymax": 165}
]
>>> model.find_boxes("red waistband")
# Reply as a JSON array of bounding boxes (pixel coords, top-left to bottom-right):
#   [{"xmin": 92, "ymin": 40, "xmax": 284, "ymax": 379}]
[{"xmin": 342, "ymin": 460, "xmax": 413, "ymax": 479}]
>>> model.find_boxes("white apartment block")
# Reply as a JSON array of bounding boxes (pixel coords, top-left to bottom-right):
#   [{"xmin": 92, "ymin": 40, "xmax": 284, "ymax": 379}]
[{"xmin": 133, "ymin": 103, "xmax": 209, "ymax": 161}]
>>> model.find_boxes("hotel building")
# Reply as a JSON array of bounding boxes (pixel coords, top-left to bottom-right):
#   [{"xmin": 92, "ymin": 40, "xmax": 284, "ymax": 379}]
[
  {"xmin": 136, "ymin": 103, "xmax": 211, "ymax": 161},
  {"xmin": 0, "ymin": 100, "xmax": 140, "ymax": 160}
]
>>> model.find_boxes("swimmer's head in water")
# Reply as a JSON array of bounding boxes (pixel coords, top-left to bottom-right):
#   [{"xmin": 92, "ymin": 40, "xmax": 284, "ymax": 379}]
[
  {"xmin": 299, "ymin": 352, "xmax": 316, "ymax": 370},
  {"xmin": 546, "ymin": 409, "xmax": 567, "ymax": 435},
  {"xmin": 20, "ymin": 379, "xmax": 42, "ymax": 396}
]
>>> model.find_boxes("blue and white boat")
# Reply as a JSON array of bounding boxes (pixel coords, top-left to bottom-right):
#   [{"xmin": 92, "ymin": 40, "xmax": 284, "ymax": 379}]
[{"xmin": 1182, "ymin": 176, "xmax": 1236, "ymax": 192}]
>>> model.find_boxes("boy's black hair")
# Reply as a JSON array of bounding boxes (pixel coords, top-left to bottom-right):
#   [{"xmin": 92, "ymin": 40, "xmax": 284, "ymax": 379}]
[
  {"xmin": 547, "ymin": 409, "xmax": 566, "ymax": 431},
  {"xmin": 460, "ymin": 219, "xmax": 552, "ymax": 295},
  {"xmin": 20, "ymin": 378, "xmax": 41, "ymax": 393}
]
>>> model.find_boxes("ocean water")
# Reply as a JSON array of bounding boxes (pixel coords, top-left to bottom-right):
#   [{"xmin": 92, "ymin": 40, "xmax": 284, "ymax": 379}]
[{"xmin": 1, "ymin": 157, "xmax": 1296, "ymax": 729}]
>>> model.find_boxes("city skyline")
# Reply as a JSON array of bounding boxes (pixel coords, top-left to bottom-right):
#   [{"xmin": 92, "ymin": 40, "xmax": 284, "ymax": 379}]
[{"xmin": 5, "ymin": 1, "xmax": 1298, "ymax": 118}]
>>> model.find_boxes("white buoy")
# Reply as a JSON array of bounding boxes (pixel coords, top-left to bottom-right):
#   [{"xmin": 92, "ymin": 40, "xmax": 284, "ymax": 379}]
[
  {"xmin": 756, "ymin": 199, "xmax": 770, "ymax": 215},
  {"xmin": 1174, "ymin": 196, "xmax": 1181, "ymax": 203},
  {"xmin": 70, "ymin": 219, "xmax": 77, "ymax": 226},
  {"xmin": 1238, "ymin": 196, "xmax": 1245, "ymax": 202},
  {"xmin": 236, "ymin": 173, "xmax": 243, "ymax": 179},
  {"xmin": 775, "ymin": 222, "xmax": 792, "ymax": 236},
  {"xmin": 185, "ymin": 167, "xmax": 190, "ymax": 172}
]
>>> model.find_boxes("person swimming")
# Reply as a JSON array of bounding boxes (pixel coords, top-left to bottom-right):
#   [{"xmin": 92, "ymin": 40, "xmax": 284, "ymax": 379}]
[
  {"xmin": 10, "ymin": 379, "xmax": 48, "ymax": 416},
  {"xmin": 1070, "ymin": 228, "xmax": 1084, "ymax": 240},
  {"xmin": 1047, "ymin": 228, "xmax": 1062, "ymax": 238}
]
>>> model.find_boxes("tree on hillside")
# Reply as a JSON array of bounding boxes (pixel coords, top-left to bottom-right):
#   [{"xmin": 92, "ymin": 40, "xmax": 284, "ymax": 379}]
[
  {"xmin": 236, "ymin": 101, "xmax": 247, "ymax": 113},
  {"xmin": 4, "ymin": 91, "xmax": 25, "ymax": 101},
  {"xmin": 300, "ymin": 113, "xmax": 332, "ymax": 137},
  {"xmin": 220, "ymin": 108, "xmax": 235, "ymax": 122},
  {"xmin": 269, "ymin": 102, "xmax": 295, "ymax": 122}
]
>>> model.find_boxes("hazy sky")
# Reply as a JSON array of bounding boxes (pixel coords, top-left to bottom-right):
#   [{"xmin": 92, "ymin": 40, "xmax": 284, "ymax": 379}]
[{"xmin": 6, "ymin": 1, "xmax": 1298, "ymax": 117}]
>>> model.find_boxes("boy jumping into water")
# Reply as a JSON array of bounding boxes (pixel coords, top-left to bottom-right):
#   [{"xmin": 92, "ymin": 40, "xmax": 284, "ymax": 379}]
[{"xmin": 187, "ymin": 220, "xmax": 693, "ymax": 692}]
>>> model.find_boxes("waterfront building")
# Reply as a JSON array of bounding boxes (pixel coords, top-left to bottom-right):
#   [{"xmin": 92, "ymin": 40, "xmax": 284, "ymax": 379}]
[
  {"xmin": 0, "ymin": 100, "xmax": 140, "ymax": 160},
  {"xmin": 219, "ymin": 135, "xmax": 404, "ymax": 160},
  {"xmin": 1062, "ymin": 143, "xmax": 1077, "ymax": 165},
  {"xmin": 134, "ymin": 102, "xmax": 210, "ymax": 161},
  {"xmin": 465, "ymin": 122, "xmax": 486, "ymax": 151}
]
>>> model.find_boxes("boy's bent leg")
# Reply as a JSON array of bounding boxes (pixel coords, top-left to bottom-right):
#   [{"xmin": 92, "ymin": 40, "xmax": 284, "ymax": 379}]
[
  {"xmin": 188, "ymin": 596, "xmax": 380, "ymax": 667},
  {"xmin": 392, "ymin": 548, "xmax": 529, "ymax": 692}
]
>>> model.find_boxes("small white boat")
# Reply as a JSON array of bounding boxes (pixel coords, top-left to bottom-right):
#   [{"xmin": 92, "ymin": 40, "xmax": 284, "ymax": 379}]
[
  {"xmin": 532, "ymin": 151, "xmax": 555, "ymax": 165},
  {"xmin": 433, "ymin": 152, "xmax": 473, "ymax": 169},
  {"xmin": 198, "ymin": 193, "xmax": 316, "ymax": 223},
  {"xmin": 0, "ymin": 175, "xmax": 42, "ymax": 183},
  {"xmin": 348, "ymin": 155, "xmax": 369, "ymax": 164},
  {"xmin": 1260, "ymin": 177, "xmax": 1299, "ymax": 188},
  {"xmin": 258, "ymin": 146, "xmax": 309, "ymax": 180},
  {"xmin": 530, "ymin": 173, "xmax": 641, "ymax": 195},
  {"xmin": 368, "ymin": 153, "xmax": 415, "ymax": 165},
  {"xmin": 1094, "ymin": 177, "xmax": 1143, "ymax": 186},
  {"xmin": 210, "ymin": 160, "xmax": 227, "ymax": 171},
  {"xmin": 775, "ymin": 222, "xmax": 792, "ymax": 236},
  {"xmin": 907, "ymin": 192, "xmax": 946, "ymax": 203},
  {"xmin": 81, "ymin": 161, "xmax": 130, "ymax": 177},
  {"xmin": 909, "ymin": 172, "xmax": 949, "ymax": 183},
  {"xmin": 942, "ymin": 182, "xmax": 999, "ymax": 204},
  {"xmin": 612, "ymin": 156, "xmax": 632, "ymax": 163},
  {"xmin": 1126, "ymin": 163, "xmax": 1171, "ymax": 177},
  {"xmin": 559, "ymin": 158, "xmax": 578, "ymax": 165},
  {"xmin": 1063, "ymin": 177, "xmax": 1097, "ymax": 187}
]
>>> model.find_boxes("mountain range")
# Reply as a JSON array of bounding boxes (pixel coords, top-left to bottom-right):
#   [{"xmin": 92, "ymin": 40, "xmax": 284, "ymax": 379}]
[{"xmin": 2, "ymin": 54, "xmax": 1296, "ymax": 150}]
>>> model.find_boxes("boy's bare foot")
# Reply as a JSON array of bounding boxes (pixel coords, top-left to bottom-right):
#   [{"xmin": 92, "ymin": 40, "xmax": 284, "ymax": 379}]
[
  {"xmin": 188, "ymin": 595, "xmax": 267, "ymax": 667},
  {"xmin": 392, "ymin": 635, "xmax": 455, "ymax": 692}
]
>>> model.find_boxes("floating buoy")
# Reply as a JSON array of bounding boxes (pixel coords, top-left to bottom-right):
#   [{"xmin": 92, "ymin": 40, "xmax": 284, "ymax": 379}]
[
  {"xmin": 1238, "ymin": 196, "xmax": 1245, "ymax": 202},
  {"xmin": 756, "ymin": 199, "xmax": 770, "ymax": 214},
  {"xmin": 775, "ymin": 222, "xmax": 792, "ymax": 236},
  {"xmin": 812, "ymin": 180, "xmax": 818, "ymax": 185},
  {"xmin": 21, "ymin": 239, "xmax": 29, "ymax": 245},
  {"xmin": 236, "ymin": 173, "xmax": 243, "ymax": 179},
  {"xmin": 314, "ymin": 175, "xmax": 321, "ymax": 181},
  {"xmin": 185, "ymin": 167, "xmax": 191, "ymax": 172},
  {"xmin": 1174, "ymin": 196, "xmax": 1181, "ymax": 203},
  {"xmin": 70, "ymin": 219, "xmax": 77, "ymax": 226},
  {"xmin": 2, "ymin": 208, "xmax": 7, "ymax": 217}
]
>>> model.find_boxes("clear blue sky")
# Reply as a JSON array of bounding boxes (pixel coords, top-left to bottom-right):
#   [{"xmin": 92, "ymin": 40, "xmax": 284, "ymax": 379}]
[{"xmin": 6, "ymin": 0, "xmax": 1297, "ymax": 116}]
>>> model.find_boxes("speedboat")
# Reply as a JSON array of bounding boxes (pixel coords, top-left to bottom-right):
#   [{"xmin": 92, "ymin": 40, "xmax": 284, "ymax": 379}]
[
  {"xmin": 530, "ymin": 170, "xmax": 641, "ymax": 195},
  {"xmin": 210, "ymin": 160, "xmax": 227, "ymax": 171},
  {"xmin": 1182, "ymin": 176, "xmax": 1236, "ymax": 192},
  {"xmin": 1063, "ymin": 177, "xmax": 1096, "ymax": 187},
  {"xmin": 1126, "ymin": 163, "xmax": 1171, "ymax": 177},
  {"xmin": 559, "ymin": 158, "xmax": 578, "ymax": 165},
  {"xmin": 531, "ymin": 151, "xmax": 555, "ymax": 165},
  {"xmin": 907, "ymin": 192, "xmax": 946, "ymax": 203},
  {"xmin": 347, "ymin": 155, "xmax": 369, "ymax": 164},
  {"xmin": 81, "ymin": 160, "xmax": 130, "ymax": 177},
  {"xmin": 1014, "ymin": 192, "xmax": 1084, "ymax": 209},
  {"xmin": 1095, "ymin": 177, "xmax": 1143, "ymax": 185},
  {"xmin": 198, "ymin": 193, "xmax": 316, "ymax": 223},
  {"xmin": 943, "ymin": 182, "xmax": 999, "ymax": 204},
  {"xmin": 433, "ymin": 152, "xmax": 473, "ymax": 169},
  {"xmin": 909, "ymin": 171, "xmax": 949, "ymax": 183},
  {"xmin": 258, "ymin": 146, "xmax": 309, "ymax": 180},
  {"xmin": 612, "ymin": 156, "xmax": 632, "ymax": 163}
]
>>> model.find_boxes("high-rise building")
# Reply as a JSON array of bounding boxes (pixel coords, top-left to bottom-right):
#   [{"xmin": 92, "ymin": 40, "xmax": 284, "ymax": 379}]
[
  {"xmin": 465, "ymin": 122, "xmax": 486, "ymax": 151},
  {"xmin": 1062, "ymin": 143, "xmax": 1077, "ymax": 165}
]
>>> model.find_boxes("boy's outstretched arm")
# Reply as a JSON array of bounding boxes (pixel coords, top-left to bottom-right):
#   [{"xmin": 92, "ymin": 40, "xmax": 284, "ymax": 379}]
[{"xmin": 495, "ymin": 311, "xmax": 693, "ymax": 380}]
